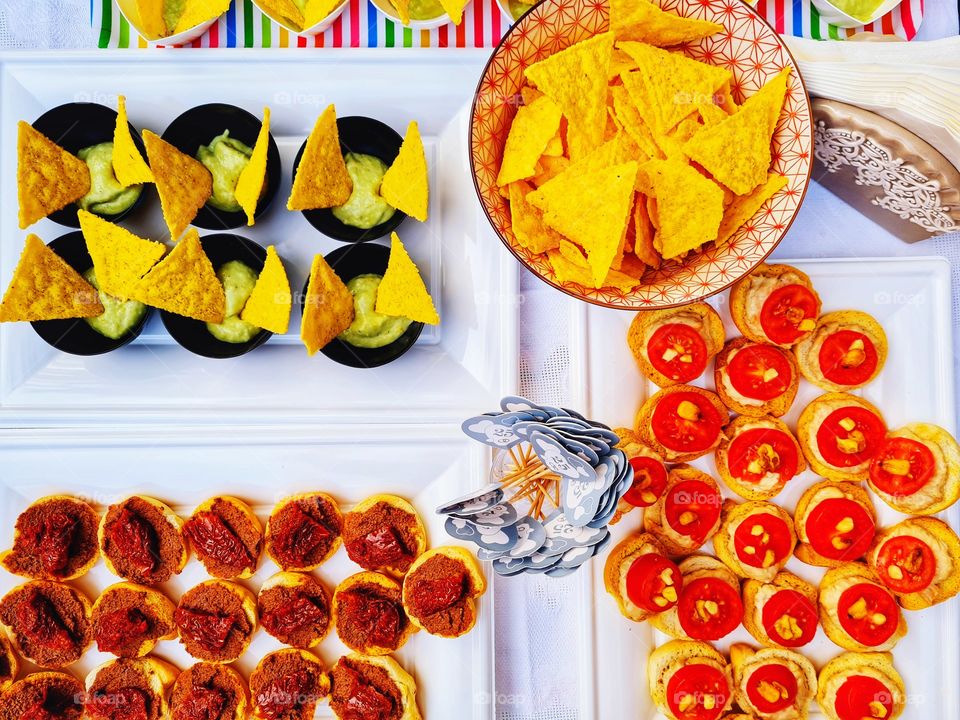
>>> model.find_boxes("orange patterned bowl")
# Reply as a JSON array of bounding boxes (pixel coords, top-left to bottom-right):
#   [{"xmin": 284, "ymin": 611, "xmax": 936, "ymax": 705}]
[{"xmin": 469, "ymin": 0, "xmax": 813, "ymax": 309}]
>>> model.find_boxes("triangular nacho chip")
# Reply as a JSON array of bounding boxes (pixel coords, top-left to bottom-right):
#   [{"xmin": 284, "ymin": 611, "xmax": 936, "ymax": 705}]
[
  {"xmin": 17, "ymin": 122, "xmax": 91, "ymax": 230},
  {"xmin": 509, "ymin": 181, "xmax": 564, "ymax": 254},
  {"xmin": 132, "ymin": 228, "xmax": 224, "ymax": 323},
  {"xmin": 303, "ymin": 0, "xmax": 342, "ymax": 26},
  {"xmin": 609, "ymin": 85, "xmax": 664, "ymax": 161},
  {"xmin": 173, "ymin": 0, "xmax": 231, "ymax": 34},
  {"xmin": 240, "ymin": 245, "xmax": 291, "ymax": 335},
  {"xmin": 381, "ymin": 121, "xmax": 430, "ymax": 222},
  {"xmin": 632, "ymin": 193, "xmax": 659, "ymax": 268},
  {"xmin": 288, "ymin": 104, "xmax": 352, "ymax": 211},
  {"xmin": 439, "ymin": 0, "xmax": 468, "ymax": 24},
  {"xmin": 496, "ymin": 96, "xmax": 564, "ymax": 186},
  {"xmin": 750, "ymin": 66, "xmax": 792, "ymax": 137},
  {"xmin": 259, "ymin": 0, "xmax": 305, "ymax": 28},
  {"xmin": 142, "ymin": 130, "xmax": 212, "ymax": 240},
  {"xmin": 698, "ymin": 101, "xmax": 729, "ymax": 127},
  {"xmin": 135, "ymin": 0, "xmax": 167, "ymax": 38},
  {"xmin": 643, "ymin": 156, "xmax": 724, "ymax": 260},
  {"xmin": 717, "ymin": 172, "xmax": 788, "ymax": 245},
  {"xmin": 531, "ymin": 155, "xmax": 571, "ymax": 187},
  {"xmin": 610, "ymin": 0, "xmax": 722, "ymax": 45},
  {"xmin": 78, "ymin": 210, "xmax": 166, "ymax": 302},
  {"xmin": 113, "ymin": 96, "xmax": 153, "ymax": 187},
  {"xmin": 547, "ymin": 246, "xmax": 641, "ymax": 293},
  {"xmin": 234, "ymin": 107, "xmax": 271, "ymax": 226},
  {"xmin": 375, "ymin": 233, "xmax": 439, "ymax": 325},
  {"xmin": 389, "ymin": 0, "xmax": 411, "ymax": 24},
  {"xmin": 300, "ymin": 253, "xmax": 355, "ymax": 356}
]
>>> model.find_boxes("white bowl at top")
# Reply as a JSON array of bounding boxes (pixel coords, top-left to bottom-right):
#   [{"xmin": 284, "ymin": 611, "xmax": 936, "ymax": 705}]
[
  {"xmin": 809, "ymin": 0, "xmax": 904, "ymax": 27},
  {"xmin": 369, "ymin": 0, "xmax": 453, "ymax": 30},
  {"xmin": 115, "ymin": 0, "xmax": 222, "ymax": 45}
]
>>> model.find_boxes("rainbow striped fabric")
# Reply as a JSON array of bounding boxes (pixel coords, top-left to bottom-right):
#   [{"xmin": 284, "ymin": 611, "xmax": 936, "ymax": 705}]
[{"xmin": 91, "ymin": 0, "xmax": 924, "ymax": 48}]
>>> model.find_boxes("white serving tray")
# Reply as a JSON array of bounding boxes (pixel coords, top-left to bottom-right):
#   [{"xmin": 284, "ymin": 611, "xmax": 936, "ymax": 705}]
[
  {"xmin": 0, "ymin": 50, "xmax": 516, "ymax": 426},
  {"xmin": 0, "ymin": 422, "xmax": 494, "ymax": 720},
  {"xmin": 578, "ymin": 258, "xmax": 959, "ymax": 719}
]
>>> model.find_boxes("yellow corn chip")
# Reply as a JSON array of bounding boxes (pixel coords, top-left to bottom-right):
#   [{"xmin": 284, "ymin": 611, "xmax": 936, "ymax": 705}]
[
  {"xmin": 717, "ymin": 172, "xmax": 788, "ymax": 245},
  {"xmin": 375, "ymin": 233, "xmax": 439, "ymax": 325},
  {"xmin": 303, "ymin": 0, "xmax": 342, "ymax": 26},
  {"xmin": 240, "ymin": 245, "xmax": 291, "ymax": 335},
  {"xmin": 608, "ymin": 48, "xmax": 637, "ymax": 79},
  {"xmin": 547, "ymin": 247, "xmax": 641, "ymax": 292},
  {"xmin": 259, "ymin": 0, "xmax": 305, "ymax": 28},
  {"xmin": 542, "ymin": 130, "xmax": 564, "ymax": 157},
  {"xmin": 113, "ymin": 96, "xmax": 153, "ymax": 188},
  {"xmin": 174, "ymin": 0, "xmax": 231, "ymax": 34},
  {"xmin": 389, "ymin": 0, "xmax": 411, "ymax": 24},
  {"xmin": 78, "ymin": 210, "xmax": 166, "ymax": 302},
  {"xmin": 698, "ymin": 102, "xmax": 728, "ymax": 127},
  {"xmin": 509, "ymin": 181, "xmax": 564, "ymax": 254},
  {"xmin": 520, "ymin": 86, "xmax": 544, "ymax": 105},
  {"xmin": 719, "ymin": 83, "xmax": 739, "ymax": 114},
  {"xmin": 750, "ymin": 66, "xmax": 792, "ymax": 137},
  {"xmin": 669, "ymin": 114, "xmax": 702, "ymax": 143},
  {"xmin": 644, "ymin": 156, "xmax": 724, "ymax": 260},
  {"xmin": 300, "ymin": 253, "xmax": 355, "ymax": 356},
  {"xmin": 135, "ymin": 0, "xmax": 167, "ymax": 38},
  {"xmin": 0, "ymin": 234, "xmax": 103, "ymax": 322},
  {"xmin": 439, "ymin": 0, "xmax": 468, "ymax": 24},
  {"xmin": 609, "ymin": 85, "xmax": 664, "ymax": 160},
  {"xmin": 288, "ymin": 104, "xmax": 352, "ymax": 211},
  {"xmin": 142, "ymin": 130, "xmax": 211, "ymax": 241},
  {"xmin": 531, "ymin": 155, "xmax": 571, "ymax": 187},
  {"xmin": 17, "ymin": 122, "xmax": 91, "ymax": 230},
  {"xmin": 611, "ymin": 0, "xmax": 722, "ymax": 45},
  {"xmin": 234, "ymin": 107, "xmax": 271, "ymax": 226},
  {"xmin": 558, "ymin": 239, "xmax": 589, "ymax": 267},
  {"xmin": 632, "ymin": 194, "xmax": 659, "ymax": 268},
  {"xmin": 132, "ymin": 228, "xmax": 224, "ymax": 323},
  {"xmin": 381, "ymin": 121, "xmax": 430, "ymax": 222},
  {"xmin": 496, "ymin": 96, "xmax": 564, "ymax": 186}
]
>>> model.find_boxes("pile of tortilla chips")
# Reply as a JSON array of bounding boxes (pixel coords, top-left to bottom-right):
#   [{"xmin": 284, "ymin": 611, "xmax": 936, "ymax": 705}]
[{"xmin": 496, "ymin": 0, "xmax": 792, "ymax": 293}]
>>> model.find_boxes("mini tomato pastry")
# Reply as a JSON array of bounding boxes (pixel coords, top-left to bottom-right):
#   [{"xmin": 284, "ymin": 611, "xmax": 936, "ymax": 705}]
[
  {"xmin": 175, "ymin": 580, "xmax": 258, "ymax": 663},
  {"xmin": 730, "ymin": 264, "xmax": 821, "ymax": 348},
  {"xmin": 729, "ymin": 643, "xmax": 817, "ymax": 720},
  {"xmin": 342, "ymin": 495, "xmax": 427, "ymax": 577},
  {"xmin": 651, "ymin": 556, "xmax": 742, "ymax": 642},
  {"xmin": 90, "ymin": 582, "xmax": 176, "ymax": 658},
  {"xmin": 0, "ymin": 581, "xmax": 92, "ymax": 668},
  {"xmin": 644, "ymin": 466, "xmax": 723, "ymax": 555},
  {"xmin": 0, "ymin": 634, "xmax": 17, "ymax": 691},
  {"xmin": 83, "ymin": 657, "xmax": 179, "ymax": 720},
  {"xmin": 867, "ymin": 422, "xmax": 960, "ymax": 515},
  {"xmin": 742, "ymin": 572, "xmax": 819, "ymax": 650},
  {"xmin": 819, "ymin": 564, "xmax": 906, "ymax": 652},
  {"xmin": 794, "ymin": 311, "xmax": 887, "ymax": 391},
  {"xmin": 249, "ymin": 649, "xmax": 329, "ymax": 720},
  {"xmin": 333, "ymin": 572, "xmax": 415, "ymax": 656},
  {"xmin": 170, "ymin": 663, "xmax": 249, "ymax": 720},
  {"xmin": 637, "ymin": 386, "xmax": 729, "ymax": 463},
  {"xmin": 867, "ymin": 517, "xmax": 960, "ymax": 610},
  {"xmin": 817, "ymin": 652, "xmax": 905, "ymax": 720},
  {"xmin": 0, "ymin": 496, "xmax": 100, "ymax": 582},
  {"xmin": 648, "ymin": 639, "xmax": 733, "ymax": 720},
  {"xmin": 603, "ymin": 533, "xmax": 681, "ymax": 622},
  {"xmin": 184, "ymin": 496, "xmax": 263, "ymax": 580},
  {"xmin": 794, "ymin": 481, "xmax": 876, "ymax": 568},
  {"xmin": 402, "ymin": 547, "xmax": 486, "ymax": 639},
  {"xmin": 797, "ymin": 393, "xmax": 886, "ymax": 483},
  {"xmin": 265, "ymin": 493, "xmax": 343, "ymax": 572},
  {"xmin": 714, "ymin": 338, "xmax": 799, "ymax": 418},
  {"xmin": 258, "ymin": 571, "xmax": 332, "ymax": 649},
  {"xmin": 715, "ymin": 416, "xmax": 806, "ymax": 501},
  {"xmin": 0, "ymin": 672, "xmax": 83, "ymax": 720},
  {"xmin": 328, "ymin": 654, "xmax": 421, "ymax": 720},
  {"xmin": 608, "ymin": 429, "xmax": 668, "ymax": 524},
  {"xmin": 98, "ymin": 495, "xmax": 188, "ymax": 586},
  {"xmin": 627, "ymin": 303, "xmax": 725, "ymax": 387},
  {"xmin": 713, "ymin": 500, "xmax": 796, "ymax": 582}
]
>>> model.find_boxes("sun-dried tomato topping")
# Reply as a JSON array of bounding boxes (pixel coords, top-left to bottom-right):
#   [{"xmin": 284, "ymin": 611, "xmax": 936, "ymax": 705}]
[
  {"xmin": 86, "ymin": 688, "xmax": 149, "ymax": 720},
  {"xmin": 185, "ymin": 512, "xmax": 253, "ymax": 571},
  {"xmin": 27, "ymin": 512, "xmax": 78, "ymax": 576},
  {"xmin": 255, "ymin": 671, "xmax": 310, "ymax": 720},
  {"xmin": 273, "ymin": 505, "xmax": 331, "ymax": 567},
  {"xmin": 262, "ymin": 594, "xmax": 325, "ymax": 638},
  {"xmin": 409, "ymin": 573, "xmax": 467, "ymax": 617},
  {"xmin": 340, "ymin": 591, "xmax": 402, "ymax": 647},
  {"xmin": 109, "ymin": 508, "xmax": 158, "ymax": 576},
  {"xmin": 16, "ymin": 588, "xmax": 74, "ymax": 651},
  {"xmin": 96, "ymin": 608, "xmax": 150, "ymax": 654},
  {"xmin": 175, "ymin": 607, "xmax": 235, "ymax": 650},
  {"xmin": 174, "ymin": 687, "xmax": 226, "ymax": 720},
  {"xmin": 346, "ymin": 527, "xmax": 410, "ymax": 569},
  {"xmin": 341, "ymin": 666, "xmax": 394, "ymax": 720}
]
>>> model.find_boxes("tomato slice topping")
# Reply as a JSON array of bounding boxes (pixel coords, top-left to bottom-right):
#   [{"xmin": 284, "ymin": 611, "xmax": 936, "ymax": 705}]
[
  {"xmin": 665, "ymin": 664, "xmax": 729, "ymax": 720},
  {"xmin": 625, "ymin": 553, "xmax": 682, "ymax": 613},
  {"xmin": 664, "ymin": 480, "xmax": 722, "ymax": 544},
  {"xmin": 834, "ymin": 675, "xmax": 895, "ymax": 720},
  {"xmin": 648, "ymin": 324, "xmax": 709, "ymax": 383},
  {"xmin": 759, "ymin": 284, "xmax": 819, "ymax": 345},
  {"xmin": 760, "ymin": 589, "xmax": 818, "ymax": 647},
  {"xmin": 726, "ymin": 345, "xmax": 792, "ymax": 401},
  {"xmin": 819, "ymin": 330, "xmax": 878, "ymax": 386},
  {"xmin": 816, "ymin": 407, "xmax": 886, "ymax": 468},
  {"xmin": 837, "ymin": 582, "xmax": 899, "ymax": 647},
  {"xmin": 651, "ymin": 392, "xmax": 724, "ymax": 454},
  {"xmin": 876, "ymin": 535, "xmax": 936, "ymax": 594},
  {"xmin": 745, "ymin": 663, "xmax": 797, "ymax": 713},
  {"xmin": 805, "ymin": 497, "xmax": 875, "ymax": 561},
  {"xmin": 726, "ymin": 428, "xmax": 800, "ymax": 485},
  {"xmin": 732, "ymin": 513, "xmax": 793, "ymax": 569},
  {"xmin": 623, "ymin": 456, "xmax": 668, "ymax": 508},
  {"xmin": 677, "ymin": 577, "xmax": 743, "ymax": 641},
  {"xmin": 869, "ymin": 436, "xmax": 936, "ymax": 497}
]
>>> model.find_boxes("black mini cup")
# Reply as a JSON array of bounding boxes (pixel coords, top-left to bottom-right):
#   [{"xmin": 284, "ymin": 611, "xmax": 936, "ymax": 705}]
[
  {"xmin": 160, "ymin": 233, "xmax": 272, "ymax": 359},
  {"xmin": 293, "ymin": 116, "xmax": 407, "ymax": 243},
  {"xmin": 31, "ymin": 231, "xmax": 153, "ymax": 355},
  {"xmin": 162, "ymin": 104, "xmax": 281, "ymax": 230},
  {"xmin": 300, "ymin": 242, "xmax": 423, "ymax": 368},
  {"xmin": 32, "ymin": 102, "xmax": 148, "ymax": 227}
]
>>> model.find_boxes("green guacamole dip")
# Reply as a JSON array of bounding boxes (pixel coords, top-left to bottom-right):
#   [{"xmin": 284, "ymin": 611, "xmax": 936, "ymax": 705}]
[
  {"xmin": 163, "ymin": 0, "xmax": 188, "ymax": 33},
  {"xmin": 408, "ymin": 0, "xmax": 445, "ymax": 20},
  {"xmin": 82, "ymin": 268, "xmax": 147, "ymax": 340},
  {"xmin": 829, "ymin": 0, "xmax": 884, "ymax": 21},
  {"xmin": 339, "ymin": 274, "xmax": 412, "ymax": 349},
  {"xmin": 332, "ymin": 153, "xmax": 396, "ymax": 230},
  {"xmin": 76, "ymin": 143, "xmax": 142, "ymax": 216},
  {"xmin": 206, "ymin": 261, "xmax": 260, "ymax": 343},
  {"xmin": 196, "ymin": 131, "xmax": 254, "ymax": 213}
]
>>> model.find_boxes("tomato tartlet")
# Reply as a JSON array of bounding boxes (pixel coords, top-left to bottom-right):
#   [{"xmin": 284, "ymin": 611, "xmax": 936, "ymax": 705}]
[
  {"xmin": 819, "ymin": 564, "xmax": 906, "ymax": 652},
  {"xmin": 333, "ymin": 572, "xmax": 415, "ymax": 656},
  {"xmin": 714, "ymin": 337, "xmax": 799, "ymax": 418},
  {"xmin": 0, "ymin": 581, "xmax": 92, "ymax": 668},
  {"xmin": 793, "ymin": 481, "xmax": 876, "ymax": 568},
  {"xmin": 0, "ymin": 635, "xmax": 15, "ymax": 692},
  {"xmin": 713, "ymin": 500, "xmax": 796, "ymax": 582},
  {"xmin": 175, "ymin": 580, "xmax": 258, "ymax": 663},
  {"xmin": 265, "ymin": 493, "xmax": 343, "ymax": 572},
  {"xmin": 0, "ymin": 673, "xmax": 83, "ymax": 720},
  {"xmin": 730, "ymin": 643, "xmax": 817, "ymax": 720},
  {"xmin": 603, "ymin": 532, "xmax": 680, "ymax": 622},
  {"xmin": 249, "ymin": 649, "xmax": 329, "ymax": 720},
  {"xmin": 627, "ymin": 303, "xmax": 725, "ymax": 387},
  {"xmin": 730, "ymin": 264, "xmax": 821, "ymax": 348},
  {"xmin": 258, "ymin": 571, "xmax": 332, "ymax": 649},
  {"xmin": 608, "ymin": 428, "xmax": 668, "ymax": 523},
  {"xmin": 83, "ymin": 657, "xmax": 178, "ymax": 720},
  {"xmin": 402, "ymin": 546, "xmax": 486, "ymax": 639},
  {"xmin": 637, "ymin": 386, "xmax": 729, "ymax": 463},
  {"xmin": 797, "ymin": 393, "xmax": 887, "ymax": 482},
  {"xmin": 99, "ymin": 496, "xmax": 188, "ymax": 586},
  {"xmin": 715, "ymin": 415, "xmax": 806, "ymax": 501},
  {"xmin": 170, "ymin": 663, "xmax": 249, "ymax": 720},
  {"xmin": 328, "ymin": 654, "xmax": 421, "ymax": 720},
  {"xmin": 342, "ymin": 494, "xmax": 427, "ymax": 577},
  {"xmin": 742, "ymin": 571, "xmax": 819, "ymax": 650},
  {"xmin": 185, "ymin": 496, "xmax": 263, "ymax": 580},
  {"xmin": 644, "ymin": 465, "xmax": 723, "ymax": 555},
  {"xmin": 650, "ymin": 555, "xmax": 743, "ymax": 642},
  {"xmin": 816, "ymin": 652, "xmax": 905, "ymax": 720},
  {"xmin": 794, "ymin": 310, "xmax": 887, "ymax": 391},
  {"xmin": 90, "ymin": 582, "xmax": 176, "ymax": 658},
  {"xmin": 648, "ymin": 639, "xmax": 733, "ymax": 720}
]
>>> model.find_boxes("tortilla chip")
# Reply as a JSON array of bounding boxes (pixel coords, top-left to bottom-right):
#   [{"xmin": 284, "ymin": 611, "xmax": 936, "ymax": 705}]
[
  {"xmin": 669, "ymin": 114, "xmax": 702, "ymax": 143},
  {"xmin": 135, "ymin": 0, "xmax": 167, "ymax": 38},
  {"xmin": 17, "ymin": 122, "xmax": 91, "ymax": 230},
  {"xmin": 300, "ymin": 253, "xmax": 354, "ymax": 356},
  {"xmin": 509, "ymin": 181, "xmax": 564, "ymax": 254},
  {"xmin": 547, "ymin": 247, "xmax": 642, "ymax": 292},
  {"xmin": 520, "ymin": 86, "xmax": 544, "ymax": 105},
  {"xmin": 609, "ymin": 85, "xmax": 664, "ymax": 161},
  {"xmin": 632, "ymin": 194, "xmax": 659, "ymax": 268},
  {"xmin": 439, "ymin": 0, "xmax": 468, "ymax": 24},
  {"xmin": 0, "ymin": 234, "xmax": 103, "ymax": 322},
  {"xmin": 132, "ymin": 228, "xmax": 224, "ymax": 323},
  {"xmin": 608, "ymin": 48, "xmax": 637, "ymax": 79},
  {"xmin": 375, "ymin": 233, "xmax": 439, "ymax": 325},
  {"xmin": 287, "ymin": 104, "xmax": 352, "ymax": 211},
  {"xmin": 698, "ymin": 102, "xmax": 728, "ymax": 127},
  {"xmin": 531, "ymin": 155, "xmax": 571, "ymax": 187},
  {"xmin": 619, "ymin": 253, "xmax": 647, "ymax": 278},
  {"xmin": 258, "ymin": 0, "xmax": 305, "ymax": 28},
  {"xmin": 644, "ymin": 156, "xmax": 724, "ymax": 260},
  {"xmin": 381, "ymin": 121, "xmax": 429, "ymax": 222},
  {"xmin": 525, "ymin": 32, "xmax": 614, "ymax": 160},
  {"xmin": 303, "ymin": 0, "xmax": 342, "ymax": 26},
  {"xmin": 142, "ymin": 130, "xmax": 211, "ymax": 240},
  {"xmin": 240, "ymin": 245, "xmax": 291, "ymax": 335},
  {"xmin": 542, "ymin": 131, "xmax": 564, "ymax": 157},
  {"xmin": 719, "ymin": 83, "xmax": 739, "ymax": 114},
  {"xmin": 611, "ymin": 0, "xmax": 722, "ymax": 45},
  {"xmin": 750, "ymin": 66, "xmax": 792, "ymax": 137},
  {"xmin": 78, "ymin": 210, "xmax": 166, "ymax": 302},
  {"xmin": 173, "ymin": 0, "xmax": 231, "ymax": 34},
  {"xmin": 497, "ymin": 96, "xmax": 564, "ymax": 186},
  {"xmin": 113, "ymin": 96, "xmax": 153, "ymax": 188},
  {"xmin": 717, "ymin": 172, "xmax": 788, "ymax": 245},
  {"xmin": 389, "ymin": 0, "xmax": 411, "ymax": 24},
  {"xmin": 234, "ymin": 107, "xmax": 271, "ymax": 226}
]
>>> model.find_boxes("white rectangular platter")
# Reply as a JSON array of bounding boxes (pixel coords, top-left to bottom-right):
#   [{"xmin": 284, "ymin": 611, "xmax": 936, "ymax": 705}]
[
  {"xmin": 0, "ymin": 49, "xmax": 516, "ymax": 426},
  {"xmin": 0, "ymin": 422, "xmax": 494, "ymax": 719},
  {"xmin": 579, "ymin": 257, "xmax": 959, "ymax": 719}
]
